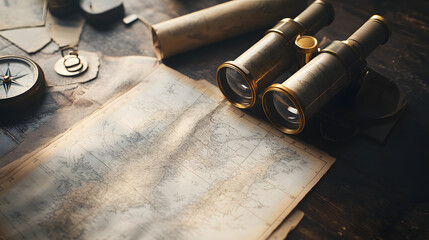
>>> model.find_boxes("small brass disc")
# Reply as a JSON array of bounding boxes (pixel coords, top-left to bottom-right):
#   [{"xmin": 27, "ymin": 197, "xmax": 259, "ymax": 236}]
[{"xmin": 55, "ymin": 55, "xmax": 88, "ymax": 77}]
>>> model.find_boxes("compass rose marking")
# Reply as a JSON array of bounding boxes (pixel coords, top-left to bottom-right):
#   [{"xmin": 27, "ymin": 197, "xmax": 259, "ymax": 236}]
[
  {"xmin": 1, "ymin": 63, "xmax": 29, "ymax": 96},
  {"xmin": 13, "ymin": 69, "xmax": 24, "ymax": 77},
  {"xmin": 5, "ymin": 63, "xmax": 10, "ymax": 77},
  {"xmin": 12, "ymin": 73, "xmax": 28, "ymax": 81},
  {"xmin": 1, "ymin": 80, "xmax": 11, "ymax": 96},
  {"xmin": 11, "ymin": 80, "xmax": 24, "ymax": 87}
]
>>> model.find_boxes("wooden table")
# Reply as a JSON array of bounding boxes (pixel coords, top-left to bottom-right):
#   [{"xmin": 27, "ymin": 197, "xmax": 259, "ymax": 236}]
[{"xmin": 1, "ymin": 0, "xmax": 428, "ymax": 239}]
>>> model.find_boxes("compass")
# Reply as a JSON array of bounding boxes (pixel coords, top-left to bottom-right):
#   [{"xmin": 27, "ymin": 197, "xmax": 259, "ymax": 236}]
[{"xmin": 0, "ymin": 56, "xmax": 45, "ymax": 110}]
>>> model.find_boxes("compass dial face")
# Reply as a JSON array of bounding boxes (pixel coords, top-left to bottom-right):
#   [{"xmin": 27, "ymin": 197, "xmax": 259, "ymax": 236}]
[
  {"xmin": 0, "ymin": 56, "xmax": 45, "ymax": 111},
  {"xmin": 0, "ymin": 56, "xmax": 39, "ymax": 100}
]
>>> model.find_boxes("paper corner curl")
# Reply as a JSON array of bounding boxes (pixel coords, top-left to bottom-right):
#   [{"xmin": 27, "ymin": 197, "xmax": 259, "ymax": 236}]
[{"xmin": 266, "ymin": 210, "xmax": 305, "ymax": 240}]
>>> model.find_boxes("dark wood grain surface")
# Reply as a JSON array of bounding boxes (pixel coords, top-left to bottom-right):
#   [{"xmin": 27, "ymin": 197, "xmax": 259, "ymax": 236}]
[{"xmin": 1, "ymin": 0, "xmax": 428, "ymax": 239}]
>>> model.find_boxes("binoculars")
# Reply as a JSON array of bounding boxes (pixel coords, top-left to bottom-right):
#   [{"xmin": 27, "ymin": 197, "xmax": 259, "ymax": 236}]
[
  {"xmin": 217, "ymin": 0, "xmax": 334, "ymax": 109},
  {"xmin": 217, "ymin": 1, "xmax": 391, "ymax": 135}
]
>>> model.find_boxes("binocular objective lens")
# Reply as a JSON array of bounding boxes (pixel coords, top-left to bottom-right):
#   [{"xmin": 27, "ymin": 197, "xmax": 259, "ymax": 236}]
[
  {"xmin": 225, "ymin": 68, "xmax": 252, "ymax": 104},
  {"xmin": 265, "ymin": 91, "xmax": 301, "ymax": 132},
  {"xmin": 273, "ymin": 92, "xmax": 300, "ymax": 125}
]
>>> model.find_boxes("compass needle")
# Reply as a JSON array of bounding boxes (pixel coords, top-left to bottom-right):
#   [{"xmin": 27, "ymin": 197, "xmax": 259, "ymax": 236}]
[
  {"xmin": 3, "ymin": 82, "xmax": 11, "ymax": 96},
  {"xmin": 11, "ymin": 80, "xmax": 24, "ymax": 87},
  {"xmin": 5, "ymin": 63, "xmax": 10, "ymax": 77},
  {"xmin": 12, "ymin": 73, "xmax": 29, "ymax": 81}
]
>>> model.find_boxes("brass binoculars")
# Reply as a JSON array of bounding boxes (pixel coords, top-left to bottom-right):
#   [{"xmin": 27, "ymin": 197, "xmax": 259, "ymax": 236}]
[
  {"xmin": 217, "ymin": 1, "xmax": 391, "ymax": 135},
  {"xmin": 262, "ymin": 15, "xmax": 390, "ymax": 134},
  {"xmin": 217, "ymin": 0, "xmax": 334, "ymax": 109}
]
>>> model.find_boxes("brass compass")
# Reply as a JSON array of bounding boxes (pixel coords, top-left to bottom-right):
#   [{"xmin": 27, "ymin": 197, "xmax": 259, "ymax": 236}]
[{"xmin": 0, "ymin": 56, "xmax": 45, "ymax": 110}]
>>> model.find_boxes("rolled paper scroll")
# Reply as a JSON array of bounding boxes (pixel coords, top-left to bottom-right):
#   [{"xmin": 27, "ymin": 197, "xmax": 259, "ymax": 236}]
[{"xmin": 151, "ymin": 0, "xmax": 307, "ymax": 59}]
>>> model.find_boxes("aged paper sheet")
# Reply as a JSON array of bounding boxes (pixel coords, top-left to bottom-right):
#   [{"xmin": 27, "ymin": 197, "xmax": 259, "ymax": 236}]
[
  {"xmin": 0, "ymin": 12, "xmax": 84, "ymax": 54},
  {"xmin": 0, "ymin": 64, "xmax": 334, "ymax": 239},
  {"xmin": 0, "ymin": 27, "xmax": 51, "ymax": 53},
  {"xmin": 46, "ymin": 12, "xmax": 85, "ymax": 48},
  {"xmin": 267, "ymin": 210, "xmax": 305, "ymax": 240},
  {"xmin": 0, "ymin": 0, "xmax": 47, "ymax": 30}
]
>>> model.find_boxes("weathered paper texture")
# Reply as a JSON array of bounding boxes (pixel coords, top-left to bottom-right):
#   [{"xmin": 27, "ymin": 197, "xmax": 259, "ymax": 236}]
[
  {"xmin": 152, "ymin": 0, "xmax": 306, "ymax": 59},
  {"xmin": 0, "ymin": 56, "xmax": 158, "ymax": 168},
  {"xmin": 46, "ymin": 12, "xmax": 85, "ymax": 47},
  {"xmin": 0, "ymin": 0, "xmax": 47, "ymax": 30},
  {"xmin": 0, "ymin": 27, "xmax": 51, "ymax": 53},
  {"xmin": 0, "ymin": 12, "xmax": 85, "ymax": 54},
  {"xmin": 267, "ymin": 210, "xmax": 305, "ymax": 240},
  {"xmin": 0, "ymin": 64, "xmax": 334, "ymax": 240},
  {"xmin": 0, "ymin": 129, "xmax": 18, "ymax": 158}
]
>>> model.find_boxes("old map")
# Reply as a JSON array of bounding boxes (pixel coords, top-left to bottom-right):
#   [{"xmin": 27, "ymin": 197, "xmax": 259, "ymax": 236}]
[{"xmin": 0, "ymin": 64, "xmax": 334, "ymax": 240}]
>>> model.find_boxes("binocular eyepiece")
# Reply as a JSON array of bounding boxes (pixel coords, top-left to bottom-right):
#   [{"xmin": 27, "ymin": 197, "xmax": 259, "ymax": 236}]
[
  {"xmin": 262, "ymin": 15, "xmax": 391, "ymax": 134},
  {"xmin": 217, "ymin": 0, "xmax": 334, "ymax": 109}
]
